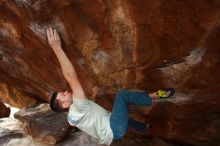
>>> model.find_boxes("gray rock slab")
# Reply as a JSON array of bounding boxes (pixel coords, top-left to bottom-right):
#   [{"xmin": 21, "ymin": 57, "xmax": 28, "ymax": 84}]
[{"xmin": 14, "ymin": 104, "xmax": 72, "ymax": 145}]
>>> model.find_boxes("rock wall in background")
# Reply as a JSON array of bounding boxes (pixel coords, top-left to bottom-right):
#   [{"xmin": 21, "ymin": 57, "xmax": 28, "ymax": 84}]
[
  {"xmin": 0, "ymin": 0, "xmax": 220, "ymax": 145},
  {"xmin": 0, "ymin": 83, "xmax": 38, "ymax": 108}
]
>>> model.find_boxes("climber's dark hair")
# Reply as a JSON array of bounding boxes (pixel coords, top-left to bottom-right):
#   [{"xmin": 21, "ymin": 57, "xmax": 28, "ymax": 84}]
[{"xmin": 50, "ymin": 92, "xmax": 68, "ymax": 112}]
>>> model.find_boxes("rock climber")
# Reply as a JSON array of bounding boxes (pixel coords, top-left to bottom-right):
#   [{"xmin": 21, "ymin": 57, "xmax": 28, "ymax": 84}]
[{"xmin": 47, "ymin": 27, "xmax": 175, "ymax": 145}]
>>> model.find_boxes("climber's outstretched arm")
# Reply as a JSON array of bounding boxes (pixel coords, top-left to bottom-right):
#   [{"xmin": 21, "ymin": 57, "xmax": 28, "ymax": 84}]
[{"xmin": 46, "ymin": 27, "xmax": 85, "ymax": 99}]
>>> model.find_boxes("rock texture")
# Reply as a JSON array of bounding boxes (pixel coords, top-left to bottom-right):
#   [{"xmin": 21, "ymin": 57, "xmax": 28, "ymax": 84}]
[
  {"xmin": 0, "ymin": 102, "xmax": 10, "ymax": 118},
  {"xmin": 14, "ymin": 104, "xmax": 73, "ymax": 145},
  {"xmin": 0, "ymin": 118, "xmax": 26, "ymax": 146},
  {"xmin": 0, "ymin": 83, "xmax": 38, "ymax": 109},
  {"xmin": 0, "ymin": 0, "xmax": 220, "ymax": 145},
  {"xmin": 0, "ymin": 117, "xmax": 174, "ymax": 146}
]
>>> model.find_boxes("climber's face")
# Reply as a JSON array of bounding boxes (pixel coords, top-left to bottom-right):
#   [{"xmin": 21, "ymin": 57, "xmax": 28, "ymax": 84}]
[{"xmin": 56, "ymin": 90, "xmax": 73, "ymax": 109}]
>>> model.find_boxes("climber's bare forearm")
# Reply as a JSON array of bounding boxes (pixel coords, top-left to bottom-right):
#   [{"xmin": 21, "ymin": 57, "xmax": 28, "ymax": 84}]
[{"xmin": 53, "ymin": 47, "xmax": 77, "ymax": 80}]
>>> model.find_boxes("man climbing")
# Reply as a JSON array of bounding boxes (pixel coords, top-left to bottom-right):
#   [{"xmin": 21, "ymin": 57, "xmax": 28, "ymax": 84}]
[{"xmin": 47, "ymin": 27, "xmax": 175, "ymax": 145}]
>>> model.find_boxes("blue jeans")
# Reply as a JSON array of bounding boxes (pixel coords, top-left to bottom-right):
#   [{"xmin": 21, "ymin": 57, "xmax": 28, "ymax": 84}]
[{"xmin": 110, "ymin": 90, "xmax": 152, "ymax": 140}]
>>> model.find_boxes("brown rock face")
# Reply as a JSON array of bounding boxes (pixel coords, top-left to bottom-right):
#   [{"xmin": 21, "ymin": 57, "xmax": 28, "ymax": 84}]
[
  {"xmin": 0, "ymin": 83, "xmax": 38, "ymax": 108},
  {"xmin": 0, "ymin": 0, "xmax": 220, "ymax": 145},
  {"xmin": 0, "ymin": 102, "xmax": 10, "ymax": 118}
]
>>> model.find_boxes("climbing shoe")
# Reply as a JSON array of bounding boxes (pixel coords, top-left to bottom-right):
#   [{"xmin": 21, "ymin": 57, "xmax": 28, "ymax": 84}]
[{"xmin": 156, "ymin": 88, "xmax": 175, "ymax": 99}]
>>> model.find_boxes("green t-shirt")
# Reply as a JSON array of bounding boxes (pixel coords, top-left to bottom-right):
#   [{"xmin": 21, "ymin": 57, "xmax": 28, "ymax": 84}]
[{"xmin": 67, "ymin": 97, "xmax": 113, "ymax": 145}]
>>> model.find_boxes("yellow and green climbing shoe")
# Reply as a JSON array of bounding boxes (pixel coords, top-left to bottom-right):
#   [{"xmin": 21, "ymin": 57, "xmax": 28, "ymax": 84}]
[{"xmin": 156, "ymin": 88, "xmax": 175, "ymax": 99}]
